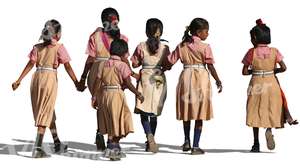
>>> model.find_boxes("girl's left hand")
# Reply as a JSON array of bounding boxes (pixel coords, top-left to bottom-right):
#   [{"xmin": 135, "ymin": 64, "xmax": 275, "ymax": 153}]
[
  {"xmin": 216, "ymin": 81, "xmax": 222, "ymax": 93},
  {"xmin": 91, "ymin": 97, "xmax": 98, "ymax": 110},
  {"xmin": 12, "ymin": 81, "xmax": 20, "ymax": 91}
]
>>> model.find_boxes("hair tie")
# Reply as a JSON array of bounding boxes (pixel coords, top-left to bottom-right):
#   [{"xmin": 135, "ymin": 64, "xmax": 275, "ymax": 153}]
[{"xmin": 109, "ymin": 15, "xmax": 118, "ymax": 22}]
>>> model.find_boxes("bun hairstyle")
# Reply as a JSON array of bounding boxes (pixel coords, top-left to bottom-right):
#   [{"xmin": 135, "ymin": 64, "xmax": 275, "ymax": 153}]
[
  {"xmin": 40, "ymin": 19, "xmax": 61, "ymax": 46},
  {"xmin": 181, "ymin": 18, "xmax": 209, "ymax": 45},
  {"xmin": 101, "ymin": 7, "xmax": 120, "ymax": 40},
  {"xmin": 145, "ymin": 18, "xmax": 167, "ymax": 55},
  {"xmin": 250, "ymin": 18, "xmax": 271, "ymax": 44}
]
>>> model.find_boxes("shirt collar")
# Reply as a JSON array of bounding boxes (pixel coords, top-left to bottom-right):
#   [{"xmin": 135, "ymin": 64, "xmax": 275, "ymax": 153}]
[{"xmin": 256, "ymin": 44, "xmax": 268, "ymax": 47}]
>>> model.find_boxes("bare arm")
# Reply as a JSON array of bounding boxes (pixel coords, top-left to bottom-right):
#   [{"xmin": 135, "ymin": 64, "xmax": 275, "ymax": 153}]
[
  {"xmin": 77, "ymin": 56, "xmax": 95, "ymax": 91},
  {"xmin": 275, "ymin": 61, "xmax": 287, "ymax": 74},
  {"xmin": 12, "ymin": 60, "xmax": 35, "ymax": 91},
  {"xmin": 64, "ymin": 62, "xmax": 78, "ymax": 86},
  {"xmin": 91, "ymin": 77, "xmax": 101, "ymax": 109},
  {"xmin": 124, "ymin": 77, "xmax": 144, "ymax": 103},
  {"xmin": 207, "ymin": 64, "xmax": 222, "ymax": 93},
  {"xmin": 242, "ymin": 65, "xmax": 252, "ymax": 76}
]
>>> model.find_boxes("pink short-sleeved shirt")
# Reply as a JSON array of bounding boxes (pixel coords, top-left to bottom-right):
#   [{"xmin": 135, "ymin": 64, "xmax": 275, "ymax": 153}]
[
  {"xmin": 242, "ymin": 44, "xmax": 283, "ymax": 66},
  {"xmin": 167, "ymin": 36, "xmax": 215, "ymax": 65},
  {"xmin": 104, "ymin": 55, "xmax": 132, "ymax": 81},
  {"xmin": 28, "ymin": 43, "xmax": 71, "ymax": 67},
  {"xmin": 85, "ymin": 28, "xmax": 128, "ymax": 57}
]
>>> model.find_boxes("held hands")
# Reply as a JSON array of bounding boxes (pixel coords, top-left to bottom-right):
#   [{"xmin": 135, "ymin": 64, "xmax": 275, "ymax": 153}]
[
  {"xmin": 137, "ymin": 92, "xmax": 144, "ymax": 103},
  {"xmin": 216, "ymin": 80, "xmax": 223, "ymax": 93},
  {"xmin": 12, "ymin": 80, "xmax": 21, "ymax": 91},
  {"xmin": 76, "ymin": 78, "xmax": 87, "ymax": 92}
]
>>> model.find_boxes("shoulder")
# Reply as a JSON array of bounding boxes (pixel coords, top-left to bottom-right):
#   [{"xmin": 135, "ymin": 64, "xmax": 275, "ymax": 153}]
[{"xmin": 90, "ymin": 27, "xmax": 103, "ymax": 38}]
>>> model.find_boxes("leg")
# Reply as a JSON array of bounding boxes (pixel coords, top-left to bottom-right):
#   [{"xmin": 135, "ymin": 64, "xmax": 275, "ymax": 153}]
[
  {"xmin": 191, "ymin": 120, "xmax": 204, "ymax": 155},
  {"xmin": 141, "ymin": 114, "xmax": 158, "ymax": 153},
  {"xmin": 182, "ymin": 121, "xmax": 191, "ymax": 151},
  {"xmin": 265, "ymin": 128, "xmax": 275, "ymax": 150},
  {"xmin": 96, "ymin": 110, "xmax": 106, "ymax": 151},
  {"xmin": 32, "ymin": 126, "xmax": 49, "ymax": 158},
  {"xmin": 150, "ymin": 116, "xmax": 157, "ymax": 136},
  {"xmin": 49, "ymin": 121, "xmax": 68, "ymax": 153},
  {"xmin": 250, "ymin": 127, "xmax": 260, "ymax": 152}
]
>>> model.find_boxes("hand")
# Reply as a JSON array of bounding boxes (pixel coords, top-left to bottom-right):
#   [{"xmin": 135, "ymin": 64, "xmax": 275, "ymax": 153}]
[
  {"xmin": 216, "ymin": 80, "xmax": 222, "ymax": 93},
  {"xmin": 76, "ymin": 79, "xmax": 87, "ymax": 92},
  {"xmin": 12, "ymin": 81, "xmax": 20, "ymax": 91},
  {"xmin": 132, "ymin": 71, "xmax": 140, "ymax": 81},
  {"xmin": 137, "ymin": 92, "xmax": 144, "ymax": 103},
  {"xmin": 91, "ymin": 97, "xmax": 98, "ymax": 110}
]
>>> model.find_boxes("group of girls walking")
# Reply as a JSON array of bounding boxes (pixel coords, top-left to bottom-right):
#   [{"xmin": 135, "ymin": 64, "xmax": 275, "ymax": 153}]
[{"xmin": 11, "ymin": 7, "xmax": 297, "ymax": 161}]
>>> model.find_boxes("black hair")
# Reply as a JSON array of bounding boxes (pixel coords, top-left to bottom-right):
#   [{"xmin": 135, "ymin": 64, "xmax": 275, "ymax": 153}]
[
  {"xmin": 145, "ymin": 18, "xmax": 165, "ymax": 55},
  {"xmin": 250, "ymin": 19, "xmax": 271, "ymax": 45},
  {"xmin": 101, "ymin": 7, "xmax": 120, "ymax": 40},
  {"xmin": 41, "ymin": 19, "xmax": 61, "ymax": 46},
  {"xmin": 110, "ymin": 39, "xmax": 128, "ymax": 57},
  {"xmin": 181, "ymin": 18, "xmax": 209, "ymax": 45}
]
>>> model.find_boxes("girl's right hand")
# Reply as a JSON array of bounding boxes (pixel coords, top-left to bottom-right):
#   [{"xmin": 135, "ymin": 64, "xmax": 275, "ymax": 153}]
[
  {"xmin": 137, "ymin": 92, "xmax": 144, "ymax": 103},
  {"xmin": 216, "ymin": 81, "xmax": 223, "ymax": 93},
  {"xmin": 12, "ymin": 81, "xmax": 20, "ymax": 91}
]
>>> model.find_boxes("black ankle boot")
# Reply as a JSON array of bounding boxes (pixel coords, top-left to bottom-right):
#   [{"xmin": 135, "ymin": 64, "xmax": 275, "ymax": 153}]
[
  {"xmin": 54, "ymin": 142, "xmax": 68, "ymax": 153},
  {"xmin": 182, "ymin": 139, "xmax": 191, "ymax": 152},
  {"xmin": 95, "ymin": 131, "xmax": 106, "ymax": 151},
  {"xmin": 250, "ymin": 143, "xmax": 260, "ymax": 153}
]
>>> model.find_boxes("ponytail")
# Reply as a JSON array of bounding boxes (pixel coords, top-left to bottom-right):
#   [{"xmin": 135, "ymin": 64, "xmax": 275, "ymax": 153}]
[{"xmin": 181, "ymin": 26, "xmax": 193, "ymax": 45}]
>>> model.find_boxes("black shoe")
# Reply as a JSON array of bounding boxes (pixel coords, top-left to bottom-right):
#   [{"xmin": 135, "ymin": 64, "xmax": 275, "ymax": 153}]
[
  {"xmin": 95, "ymin": 132, "xmax": 106, "ymax": 151},
  {"xmin": 250, "ymin": 143, "xmax": 260, "ymax": 153},
  {"xmin": 145, "ymin": 141, "xmax": 150, "ymax": 152},
  {"xmin": 191, "ymin": 147, "xmax": 205, "ymax": 155},
  {"xmin": 54, "ymin": 142, "xmax": 68, "ymax": 153},
  {"xmin": 182, "ymin": 140, "xmax": 191, "ymax": 152},
  {"xmin": 32, "ymin": 147, "xmax": 51, "ymax": 158}
]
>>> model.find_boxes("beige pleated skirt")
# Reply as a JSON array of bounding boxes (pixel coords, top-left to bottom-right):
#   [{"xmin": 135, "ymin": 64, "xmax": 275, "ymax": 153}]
[
  {"xmin": 176, "ymin": 68, "xmax": 213, "ymax": 121},
  {"xmin": 97, "ymin": 88, "xmax": 134, "ymax": 137},
  {"xmin": 246, "ymin": 75, "xmax": 284, "ymax": 128},
  {"xmin": 30, "ymin": 71, "xmax": 57, "ymax": 127},
  {"xmin": 87, "ymin": 61, "xmax": 102, "ymax": 94}
]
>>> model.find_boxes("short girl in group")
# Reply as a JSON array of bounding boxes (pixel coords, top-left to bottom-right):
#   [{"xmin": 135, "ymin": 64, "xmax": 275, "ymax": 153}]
[
  {"xmin": 12, "ymin": 20, "xmax": 79, "ymax": 158},
  {"xmin": 92, "ymin": 39, "xmax": 144, "ymax": 161},
  {"xmin": 242, "ymin": 19, "xmax": 298, "ymax": 153}
]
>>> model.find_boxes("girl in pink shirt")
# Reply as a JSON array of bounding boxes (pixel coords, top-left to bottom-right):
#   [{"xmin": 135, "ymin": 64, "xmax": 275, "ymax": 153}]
[
  {"xmin": 165, "ymin": 18, "xmax": 222, "ymax": 155},
  {"xmin": 242, "ymin": 19, "xmax": 298, "ymax": 153},
  {"xmin": 12, "ymin": 20, "xmax": 79, "ymax": 158}
]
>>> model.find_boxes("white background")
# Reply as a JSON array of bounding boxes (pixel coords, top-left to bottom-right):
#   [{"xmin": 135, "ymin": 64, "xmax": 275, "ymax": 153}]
[{"xmin": 0, "ymin": 0, "xmax": 299, "ymax": 167}]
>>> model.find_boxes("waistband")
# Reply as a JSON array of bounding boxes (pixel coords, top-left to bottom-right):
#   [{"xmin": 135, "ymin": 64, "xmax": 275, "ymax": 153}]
[
  {"xmin": 102, "ymin": 85, "xmax": 121, "ymax": 90},
  {"xmin": 252, "ymin": 70, "xmax": 274, "ymax": 76},
  {"xmin": 95, "ymin": 57, "xmax": 110, "ymax": 62},
  {"xmin": 36, "ymin": 67, "xmax": 57, "ymax": 72},
  {"xmin": 142, "ymin": 65, "xmax": 162, "ymax": 69},
  {"xmin": 183, "ymin": 64, "xmax": 205, "ymax": 69}
]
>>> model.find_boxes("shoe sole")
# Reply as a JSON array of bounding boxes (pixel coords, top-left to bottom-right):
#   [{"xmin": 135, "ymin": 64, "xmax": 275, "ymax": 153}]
[{"xmin": 265, "ymin": 131, "xmax": 275, "ymax": 150}]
